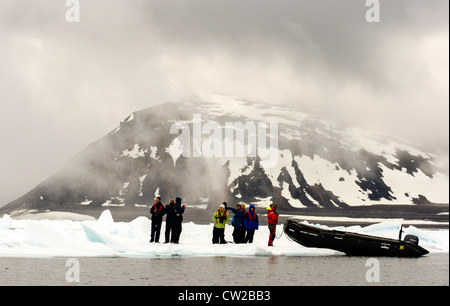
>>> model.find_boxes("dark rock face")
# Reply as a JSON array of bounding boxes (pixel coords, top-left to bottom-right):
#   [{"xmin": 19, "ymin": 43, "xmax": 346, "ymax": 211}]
[{"xmin": 1, "ymin": 98, "xmax": 448, "ymax": 217}]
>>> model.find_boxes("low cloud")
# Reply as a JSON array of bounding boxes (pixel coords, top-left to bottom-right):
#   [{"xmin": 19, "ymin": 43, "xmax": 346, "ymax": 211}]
[{"xmin": 0, "ymin": 0, "xmax": 448, "ymax": 205}]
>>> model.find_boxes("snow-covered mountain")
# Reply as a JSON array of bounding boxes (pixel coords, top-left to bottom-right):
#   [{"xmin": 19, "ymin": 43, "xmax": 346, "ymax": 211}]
[{"xmin": 2, "ymin": 96, "xmax": 448, "ymax": 217}]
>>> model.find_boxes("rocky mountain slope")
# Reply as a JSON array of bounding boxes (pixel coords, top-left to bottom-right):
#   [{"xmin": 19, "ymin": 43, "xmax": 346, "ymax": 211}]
[{"xmin": 2, "ymin": 96, "xmax": 448, "ymax": 219}]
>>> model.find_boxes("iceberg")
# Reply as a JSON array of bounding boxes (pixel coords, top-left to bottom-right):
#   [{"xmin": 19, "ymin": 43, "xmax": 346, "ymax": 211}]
[{"xmin": 0, "ymin": 210, "xmax": 447, "ymax": 258}]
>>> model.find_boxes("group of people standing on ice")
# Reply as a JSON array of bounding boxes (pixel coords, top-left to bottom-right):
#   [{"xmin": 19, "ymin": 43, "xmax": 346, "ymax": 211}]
[
  {"xmin": 149, "ymin": 196, "xmax": 185, "ymax": 244},
  {"xmin": 212, "ymin": 202, "xmax": 279, "ymax": 246},
  {"xmin": 149, "ymin": 196, "xmax": 279, "ymax": 246}
]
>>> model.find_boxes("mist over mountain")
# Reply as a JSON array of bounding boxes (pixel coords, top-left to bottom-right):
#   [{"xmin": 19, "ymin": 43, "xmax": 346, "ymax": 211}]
[{"xmin": 1, "ymin": 96, "xmax": 448, "ymax": 220}]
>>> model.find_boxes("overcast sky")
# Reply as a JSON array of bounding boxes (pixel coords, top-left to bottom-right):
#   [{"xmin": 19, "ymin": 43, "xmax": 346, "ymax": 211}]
[{"xmin": 0, "ymin": 0, "xmax": 448, "ymax": 207}]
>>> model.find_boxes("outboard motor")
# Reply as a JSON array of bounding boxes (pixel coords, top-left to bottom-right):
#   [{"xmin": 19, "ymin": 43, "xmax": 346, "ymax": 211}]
[{"xmin": 404, "ymin": 234, "xmax": 419, "ymax": 247}]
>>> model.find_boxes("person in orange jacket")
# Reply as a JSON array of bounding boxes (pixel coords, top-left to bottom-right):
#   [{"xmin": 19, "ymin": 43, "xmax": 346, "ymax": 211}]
[{"xmin": 267, "ymin": 204, "xmax": 279, "ymax": 246}]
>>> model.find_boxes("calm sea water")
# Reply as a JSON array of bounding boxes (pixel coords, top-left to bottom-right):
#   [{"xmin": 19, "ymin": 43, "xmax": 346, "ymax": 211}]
[{"xmin": 1, "ymin": 254, "xmax": 448, "ymax": 286}]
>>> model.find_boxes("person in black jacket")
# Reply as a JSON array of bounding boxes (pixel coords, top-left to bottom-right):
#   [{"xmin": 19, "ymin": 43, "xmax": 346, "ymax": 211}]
[
  {"xmin": 164, "ymin": 199, "xmax": 175, "ymax": 243},
  {"xmin": 171, "ymin": 197, "xmax": 186, "ymax": 244},
  {"xmin": 149, "ymin": 197, "xmax": 166, "ymax": 243}
]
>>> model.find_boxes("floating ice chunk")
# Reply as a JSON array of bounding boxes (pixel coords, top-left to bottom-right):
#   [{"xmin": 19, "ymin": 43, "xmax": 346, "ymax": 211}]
[
  {"xmin": 0, "ymin": 210, "xmax": 448, "ymax": 258},
  {"xmin": 23, "ymin": 221, "xmax": 67, "ymax": 248},
  {"xmin": 0, "ymin": 214, "xmax": 13, "ymax": 229},
  {"xmin": 97, "ymin": 209, "xmax": 115, "ymax": 227},
  {"xmin": 81, "ymin": 223, "xmax": 128, "ymax": 253},
  {"xmin": 359, "ymin": 220, "xmax": 404, "ymax": 239},
  {"xmin": 129, "ymin": 216, "xmax": 151, "ymax": 240}
]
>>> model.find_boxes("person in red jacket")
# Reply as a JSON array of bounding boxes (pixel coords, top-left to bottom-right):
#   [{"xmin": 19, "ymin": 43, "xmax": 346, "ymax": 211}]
[{"xmin": 267, "ymin": 204, "xmax": 279, "ymax": 246}]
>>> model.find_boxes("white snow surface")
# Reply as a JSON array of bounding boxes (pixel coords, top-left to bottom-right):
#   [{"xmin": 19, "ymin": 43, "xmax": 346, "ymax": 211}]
[{"xmin": 0, "ymin": 210, "xmax": 447, "ymax": 258}]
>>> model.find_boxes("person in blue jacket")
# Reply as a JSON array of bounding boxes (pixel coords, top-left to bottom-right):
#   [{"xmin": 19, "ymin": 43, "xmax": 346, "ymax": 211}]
[
  {"xmin": 244, "ymin": 204, "xmax": 259, "ymax": 243},
  {"xmin": 229, "ymin": 203, "xmax": 246, "ymax": 244}
]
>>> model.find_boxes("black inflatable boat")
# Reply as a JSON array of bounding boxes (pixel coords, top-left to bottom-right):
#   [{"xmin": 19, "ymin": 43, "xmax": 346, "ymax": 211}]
[{"xmin": 284, "ymin": 219, "xmax": 429, "ymax": 257}]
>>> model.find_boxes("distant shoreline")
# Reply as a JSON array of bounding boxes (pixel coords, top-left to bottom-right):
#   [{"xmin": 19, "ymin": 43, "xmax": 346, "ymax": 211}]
[{"xmin": 6, "ymin": 203, "xmax": 448, "ymax": 229}]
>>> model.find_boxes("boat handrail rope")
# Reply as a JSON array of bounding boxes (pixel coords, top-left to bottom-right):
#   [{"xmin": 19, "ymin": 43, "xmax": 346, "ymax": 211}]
[{"xmin": 276, "ymin": 227, "xmax": 284, "ymax": 239}]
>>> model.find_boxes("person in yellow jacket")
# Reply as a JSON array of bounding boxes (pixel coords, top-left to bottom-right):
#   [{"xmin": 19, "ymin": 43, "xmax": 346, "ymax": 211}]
[{"xmin": 212, "ymin": 203, "xmax": 230, "ymax": 244}]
